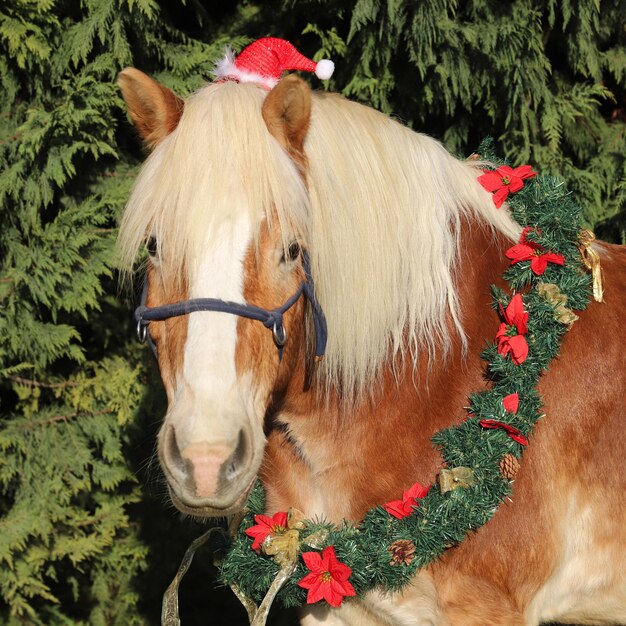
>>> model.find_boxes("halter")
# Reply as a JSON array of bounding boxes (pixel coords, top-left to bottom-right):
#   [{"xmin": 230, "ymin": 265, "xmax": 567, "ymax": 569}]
[{"xmin": 135, "ymin": 252, "xmax": 327, "ymax": 361}]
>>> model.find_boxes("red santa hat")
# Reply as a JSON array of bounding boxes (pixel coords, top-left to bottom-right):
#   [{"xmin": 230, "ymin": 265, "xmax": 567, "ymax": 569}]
[{"xmin": 214, "ymin": 37, "xmax": 334, "ymax": 89}]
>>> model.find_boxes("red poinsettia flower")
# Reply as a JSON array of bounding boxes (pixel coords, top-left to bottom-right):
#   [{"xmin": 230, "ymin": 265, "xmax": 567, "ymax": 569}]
[
  {"xmin": 505, "ymin": 227, "xmax": 565, "ymax": 275},
  {"xmin": 478, "ymin": 165, "xmax": 537, "ymax": 208},
  {"xmin": 479, "ymin": 419, "xmax": 528, "ymax": 446},
  {"xmin": 495, "ymin": 294, "xmax": 529, "ymax": 365},
  {"xmin": 244, "ymin": 511, "xmax": 288, "ymax": 551},
  {"xmin": 298, "ymin": 545, "xmax": 356, "ymax": 607},
  {"xmin": 502, "ymin": 393, "xmax": 519, "ymax": 414},
  {"xmin": 383, "ymin": 482, "xmax": 431, "ymax": 519}
]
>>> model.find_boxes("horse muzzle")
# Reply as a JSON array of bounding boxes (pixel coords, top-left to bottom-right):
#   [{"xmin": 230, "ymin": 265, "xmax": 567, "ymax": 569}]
[
  {"xmin": 167, "ymin": 476, "xmax": 256, "ymax": 518},
  {"xmin": 159, "ymin": 423, "xmax": 262, "ymax": 517}
]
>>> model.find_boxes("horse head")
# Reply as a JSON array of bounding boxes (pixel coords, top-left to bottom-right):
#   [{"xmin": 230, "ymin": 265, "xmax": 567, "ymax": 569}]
[{"xmin": 118, "ymin": 70, "xmax": 317, "ymax": 516}]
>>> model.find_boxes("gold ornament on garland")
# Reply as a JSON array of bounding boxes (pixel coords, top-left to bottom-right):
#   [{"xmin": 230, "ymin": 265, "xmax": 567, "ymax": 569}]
[
  {"xmin": 261, "ymin": 508, "xmax": 306, "ymax": 567},
  {"xmin": 263, "ymin": 530, "xmax": 301, "ymax": 567},
  {"xmin": 537, "ymin": 283, "xmax": 579, "ymax": 326},
  {"xmin": 578, "ymin": 230, "xmax": 604, "ymax": 303},
  {"xmin": 438, "ymin": 466, "xmax": 477, "ymax": 494}
]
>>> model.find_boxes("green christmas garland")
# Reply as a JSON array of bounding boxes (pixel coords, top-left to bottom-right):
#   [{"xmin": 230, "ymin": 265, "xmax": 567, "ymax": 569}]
[{"xmin": 213, "ymin": 144, "xmax": 594, "ymax": 617}]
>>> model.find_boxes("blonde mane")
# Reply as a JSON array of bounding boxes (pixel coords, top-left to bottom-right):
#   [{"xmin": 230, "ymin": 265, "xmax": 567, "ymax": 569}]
[{"xmin": 117, "ymin": 80, "xmax": 521, "ymax": 398}]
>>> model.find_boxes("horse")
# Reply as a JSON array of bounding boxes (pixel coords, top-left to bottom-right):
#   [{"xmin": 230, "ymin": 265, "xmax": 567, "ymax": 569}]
[{"xmin": 116, "ymin": 67, "xmax": 626, "ymax": 625}]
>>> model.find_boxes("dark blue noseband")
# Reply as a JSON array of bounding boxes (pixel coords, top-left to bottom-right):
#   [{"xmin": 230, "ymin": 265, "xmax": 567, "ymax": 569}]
[{"xmin": 135, "ymin": 252, "xmax": 327, "ymax": 361}]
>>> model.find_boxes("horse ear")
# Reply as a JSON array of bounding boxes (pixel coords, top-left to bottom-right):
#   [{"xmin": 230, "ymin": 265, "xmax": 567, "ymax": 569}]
[
  {"xmin": 117, "ymin": 68, "xmax": 184, "ymax": 150},
  {"xmin": 262, "ymin": 74, "xmax": 311, "ymax": 166}
]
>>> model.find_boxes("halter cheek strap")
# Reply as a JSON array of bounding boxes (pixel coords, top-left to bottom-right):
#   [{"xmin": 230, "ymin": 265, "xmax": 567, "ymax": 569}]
[{"xmin": 134, "ymin": 252, "xmax": 327, "ymax": 362}]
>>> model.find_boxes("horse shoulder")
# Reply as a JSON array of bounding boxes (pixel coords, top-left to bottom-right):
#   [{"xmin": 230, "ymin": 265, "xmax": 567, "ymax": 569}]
[{"xmin": 431, "ymin": 241, "xmax": 626, "ymax": 625}]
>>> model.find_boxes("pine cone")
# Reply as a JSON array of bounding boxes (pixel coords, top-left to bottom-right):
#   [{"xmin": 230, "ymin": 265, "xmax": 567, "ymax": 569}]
[
  {"xmin": 388, "ymin": 539, "xmax": 416, "ymax": 566},
  {"xmin": 499, "ymin": 453, "xmax": 520, "ymax": 479}
]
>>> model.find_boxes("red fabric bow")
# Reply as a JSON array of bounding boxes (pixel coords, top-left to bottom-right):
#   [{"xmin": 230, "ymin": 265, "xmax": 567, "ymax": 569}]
[
  {"xmin": 505, "ymin": 227, "xmax": 565, "ymax": 275},
  {"xmin": 298, "ymin": 545, "xmax": 356, "ymax": 607},
  {"xmin": 495, "ymin": 294, "xmax": 529, "ymax": 365},
  {"xmin": 383, "ymin": 482, "xmax": 431, "ymax": 519},
  {"xmin": 479, "ymin": 419, "xmax": 528, "ymax": 446},
  {"xmin": 478, "ymin": 165, "xmax": 537, "ymax": 208}
]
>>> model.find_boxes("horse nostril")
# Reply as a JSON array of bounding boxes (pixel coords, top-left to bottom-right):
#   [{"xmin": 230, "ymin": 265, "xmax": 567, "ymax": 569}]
[
  {"xmin": 165, "ymin": 426, "xmax": 185, "ymax": 474},
  {"xmin": 224, "ymin": 429, "xmax": 248, "ymax": 481}
]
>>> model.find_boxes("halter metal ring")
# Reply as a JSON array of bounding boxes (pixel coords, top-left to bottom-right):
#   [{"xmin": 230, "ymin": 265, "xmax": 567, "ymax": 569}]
[
  {"xmin": 272, "ymin": 322, "xmax": 287, "ymax": 347},
  {"xmin": 137, "ymin": 320, "xmax": 149, "ymax": 344}
]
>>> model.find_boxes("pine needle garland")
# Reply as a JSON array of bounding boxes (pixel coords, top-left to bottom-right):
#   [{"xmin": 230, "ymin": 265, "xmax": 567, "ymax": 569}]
[{"xmin": 218, "ymin": 142, "xmax": 593, "ymax": 611}]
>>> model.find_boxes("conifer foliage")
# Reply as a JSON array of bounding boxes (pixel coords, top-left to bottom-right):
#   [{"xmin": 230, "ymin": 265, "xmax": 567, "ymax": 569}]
[{"xmin": 1, "ymin": 1, "xmax": 624, "ymax": 625}]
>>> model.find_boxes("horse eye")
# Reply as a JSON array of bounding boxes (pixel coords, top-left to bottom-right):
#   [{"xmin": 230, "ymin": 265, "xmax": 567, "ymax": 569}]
[
  {"xmin": 284, "ymin": 241, "xmax": 301, "ymax": 262},
  {"xmin": 146, "ymin": 236, "xmax": 157, "ymax": 257}
]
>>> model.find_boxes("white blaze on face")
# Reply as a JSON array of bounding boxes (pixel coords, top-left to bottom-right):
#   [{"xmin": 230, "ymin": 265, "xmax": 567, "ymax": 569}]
[
  {"xmin": 171, "ymin": 213, "xmax": 254, "ymax": 470},
  {"xmin": 185, "ymin": 214, "xmax": 250, "ymax": 389}
]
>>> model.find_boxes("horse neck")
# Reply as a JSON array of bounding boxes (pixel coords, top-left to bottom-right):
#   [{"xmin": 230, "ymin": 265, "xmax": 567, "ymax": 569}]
[{"xmin": 266, "ymin": 219, "xmax": 513, "ymax": 521}]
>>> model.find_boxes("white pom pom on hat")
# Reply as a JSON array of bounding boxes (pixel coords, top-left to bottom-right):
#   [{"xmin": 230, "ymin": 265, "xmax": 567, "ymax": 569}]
[
  {"xmin": 214, "ymin": 37, "xmax": 334, "ymax": 89},
  {"xmin": 315, "ymin": 58, "xmax": 335, "ymax": 80}
]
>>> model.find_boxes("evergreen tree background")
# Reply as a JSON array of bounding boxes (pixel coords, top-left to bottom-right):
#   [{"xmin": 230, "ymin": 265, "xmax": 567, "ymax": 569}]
[{"xmin": 1, "ymin": 1, "xmax": 624, "ymax": 625}]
